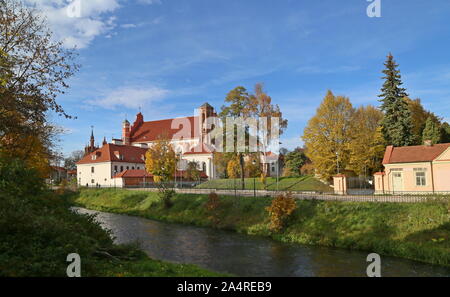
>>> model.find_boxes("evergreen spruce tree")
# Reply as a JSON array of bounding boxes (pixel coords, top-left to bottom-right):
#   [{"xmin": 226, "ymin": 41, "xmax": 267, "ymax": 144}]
[
  {"xmin": 379, "ymin": 54, "xmax": 414, "ymax": 146},
  {"xmin": 422, "ymin": 117, "xmax": 441, "ymax": 145}
]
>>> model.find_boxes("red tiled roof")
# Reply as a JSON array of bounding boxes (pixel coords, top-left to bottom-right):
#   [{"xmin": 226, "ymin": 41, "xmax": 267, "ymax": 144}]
[
  {"xmin": 51, "ymin": 166, "xmax": 66, "ymax": 171},
  {"xmin": 77, "ymin": 143, "xmax": 147, "ymax": 165},
  {"xmin": 382, "ymin": 143, "xmax": 450, "ymax": 164},
  {"xmin": 131, "ymin": 116, "xmax": 198, "ymax": 143},
  {"xmin": 113, "ymin": 169, "xmax": 152, "ymax": 178}
]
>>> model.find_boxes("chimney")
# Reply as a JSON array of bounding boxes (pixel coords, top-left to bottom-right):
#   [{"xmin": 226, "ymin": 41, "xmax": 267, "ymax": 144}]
[{"xmin": 424, "ymin": 140, "xmax": 433, "ymax": 147}]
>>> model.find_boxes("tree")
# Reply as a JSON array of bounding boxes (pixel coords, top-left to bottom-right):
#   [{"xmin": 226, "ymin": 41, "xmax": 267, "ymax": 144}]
[
  {"xmin": 283, "ymin": 147, "xmax": 307, "ymax": 177},
  {"xmin": 212, "ymin": 152, "xmax": 234, "ymax": 178},
  {"xmin": 405, "ymin": 97, "xmax": 441, "ymax": 145},
  {"xmin": 220, "ymin": 86, "xmax": 253, "ymax": 189},
  {"xmin": 441, "ymin": 122, "xmax": 450, "ymax": 143},
  {"xmin": 347, "ymin": 106, "xmax": 385, "ymax": 176},
  {"xmin": 145, "ymin": 136, "xmax": 178, "ymax": 208},
  {"xmin": 303, "ymin": 90, "xmax": 354, "ymax": 181},
  {"xmin": 244, "ymin": 153, "xmax": 261, "ymax": 178},
  {"xmin": 251, "ymin": 83, "xmax": 288, "ymax": 177},
  {"xmin": 0, "ymin": 1, "xmax": 78, "ymax": 168},
  {"xmin": 186, "ymin": 161, "xmax": 201, "ymax": 181},
  {"xmin": 379, "ymin": 54, "xmax": 414, "ymax": 146},
  {"xmin": 422, "ymin": 117, "xmax": 441, "ymax": 145},
  {"xmin": 226, "ymin": 157, "xmax": 241, "ymax": 179},
  {"xmin": 64, "ymin": 150, "xmax": 84, "ymax": 170}
]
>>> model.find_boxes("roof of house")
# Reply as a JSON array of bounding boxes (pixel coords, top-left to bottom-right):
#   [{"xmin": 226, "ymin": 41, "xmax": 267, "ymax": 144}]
[
  {"xmin": 51, "ymin": 166, "xmax": 66, "ymax": 172},
  {"xmin": 77, "ymin": 143, "xmax": 148, "ymax": 165},
  {"xmin": 382, "ymin": 143, "xmax": 450, "ymax": 164},
  {"xmin": 113, "ymin": 169, "xmax": 152, "ymax": 178},
  {"xmin": 131, "ymin": 116, "xmax": 197, "ymax": 143}
]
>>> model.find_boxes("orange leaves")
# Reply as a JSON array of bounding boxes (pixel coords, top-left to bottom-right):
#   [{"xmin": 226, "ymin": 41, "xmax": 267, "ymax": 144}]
[{"xmin": 266, "ymin": 193, "xmax": 297, "ymax": 232}]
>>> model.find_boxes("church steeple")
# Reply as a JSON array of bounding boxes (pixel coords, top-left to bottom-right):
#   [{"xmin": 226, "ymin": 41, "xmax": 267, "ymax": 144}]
[{"xmin": 90, "ymin": 126, "xmax": 95, "ymax": 148}]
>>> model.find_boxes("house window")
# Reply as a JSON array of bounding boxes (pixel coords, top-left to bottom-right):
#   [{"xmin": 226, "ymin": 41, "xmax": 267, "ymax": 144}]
[
  {"xmin": 137, "ymin": 166, "xmax": 140, "ymax": 170},
  {"xmin": 132, "ymin": 166, "xmax": 135, "ymax": 170},
  {"xmin": 91, "ymin": 179, "xmax": 95, "ymax": 184},
  {"xmin": 415, "ymin": 172, "xmax": 426, "ymax": 186},
  {"xmin": 91, "ymin": 167, "xmax": 94, "ymax": 173},
  {"xmin": 120, "ymin": 166, "xmax": 123, "ymax": 172},
  {"xmin": 126, "ymin": 166, "xmax": 129, "ymax": 170},
  {"xmin": 114, "ymin": 165, "xmax": 118, "ymax": 172}
]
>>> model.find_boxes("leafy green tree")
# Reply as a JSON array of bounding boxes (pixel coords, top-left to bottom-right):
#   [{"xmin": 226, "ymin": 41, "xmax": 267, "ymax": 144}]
[
  {"xmin": 303, "ymin": 90, "xmax": 354, "ymax": 181},
  {"xmin": 283, "ymin": 148, "xmax": 307, "ymax": 177},
  {"xmin": 379, "ymin": 54, "xmax": 414, "ymax": 146},
  {"xmin": 441, "ymin": 122, "xmax": 450, "ymax": 143},
  {"xmin": 422, "ymin": 117, "xmax": 441, "ymax": 145}
]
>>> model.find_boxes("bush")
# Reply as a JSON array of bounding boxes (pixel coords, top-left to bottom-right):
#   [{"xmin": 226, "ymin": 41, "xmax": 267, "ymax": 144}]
[
  {"xmin": 204, "ymin": 192, "xmax": 221, "ymax": 225},
  {"xmin": 266, "ymin": 192, "xmax": 297, "ymax": 232},
  {"xmin": 158, "ymin": 188, "xmax": 175, "ymax": 208},
  {"xmin": 0, "ymin": 156, "xmax": 46, "ymax": 197}
]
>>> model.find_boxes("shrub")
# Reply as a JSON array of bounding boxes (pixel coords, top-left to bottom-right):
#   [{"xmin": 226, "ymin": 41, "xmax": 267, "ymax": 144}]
[
  {"xmin": 204, "ymin": 192, "xmax": 221, "ymax": 225},
  {"xmin": 158, "ymin": 188, "xmax": 175, "ymax": 209},
  {"xmin": 266, "ymin": 192, "xmax": 297, "ymax": 232},
  {"xmin": 0, "ymin": 156, "xmax": 45, "ymax": 197}
]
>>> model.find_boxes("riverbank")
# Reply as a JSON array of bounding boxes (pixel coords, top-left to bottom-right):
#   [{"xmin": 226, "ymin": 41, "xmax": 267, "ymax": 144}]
[
  {"xmin": 0, "ymin": 188, "xmax": 224, "ymax": 277},
  {"xmin": 70, "ymin": 188, "xmax": 450, "ymax": 267}
]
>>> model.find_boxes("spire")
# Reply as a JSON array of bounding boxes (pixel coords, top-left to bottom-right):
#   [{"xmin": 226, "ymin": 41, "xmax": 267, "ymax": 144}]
[{"xmin": 102, "ymin": 136, "xmax": 107, "ymax": 145}]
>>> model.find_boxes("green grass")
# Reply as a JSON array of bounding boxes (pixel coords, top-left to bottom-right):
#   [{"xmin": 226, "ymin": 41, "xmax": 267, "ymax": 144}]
[
  {"xmin": 195, "ymin": 175, "xmax": 333, "ymax": 192},
  {"xmin": 0, "ymin": 189, "xmax": 225, "ymax": 277},
  {"xmin": 71, "ymin": 188, "xmax": 450, "ymax": 267}
]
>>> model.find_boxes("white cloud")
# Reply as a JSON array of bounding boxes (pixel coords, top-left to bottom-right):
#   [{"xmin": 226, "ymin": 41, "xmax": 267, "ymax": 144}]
[
  {"xmin": 88, "ymin": 86, "xmax": 170, "ymax": 109},
  {"xmin": 137, "ymin": 0, "xmax": 162, "ymax": 5},
  {"xmin": 24, "ymin": 0, "xmax": 121, "ymax": 49}
]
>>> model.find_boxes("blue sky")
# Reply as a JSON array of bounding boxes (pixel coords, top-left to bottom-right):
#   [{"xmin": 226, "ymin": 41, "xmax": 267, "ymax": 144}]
[{"xmin": 30, "ymin": 0, "xmax": 450, "ymax": 155}]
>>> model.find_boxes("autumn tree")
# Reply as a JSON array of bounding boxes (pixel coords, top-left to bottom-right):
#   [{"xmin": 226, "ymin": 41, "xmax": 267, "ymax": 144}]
[
  {"xmin": 379, "ymin": 54, "xmax": 414, "ymax": 146},
  {"xmin": 303, "ymin": 90, "xmax": 354, "ymax": 181},
  {"xmin": 422, "ymin": 117, "xmax": 441, "ymax": 145},
  {"xmin": 145, "ymin": 137, "xmax": 178, "ymax": 208},
  {"xmin": 251, "ymin": 83, "xmax": 288, "ymax": 176},
  {"xmin": 0, "ymin": 1, "xmax": 78, "ymax": 172},
  {"xmin": 226, "ymin": 157, "xmax": 241, "ymax": 179},
  {"xmin": 405, "ymin": 97, "xmax": 441, "ymax": 145},
  {"xmin": 347, "ymin": 106, "xmax": 385, "ymax": 176},
  {"xmin": 220, "ymin": 86, "xmax": 254, "ymax": 189},
  {"xmin": 212, "ymin": 152, "xmax": 234, "ymax": 178}
]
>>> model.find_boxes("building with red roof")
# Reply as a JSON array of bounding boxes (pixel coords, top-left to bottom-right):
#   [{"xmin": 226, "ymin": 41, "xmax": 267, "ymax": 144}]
[
  {"xmin": 374, "ymin": 141, "xmax": 450, "ymax": 194},
  {"xmin": 76, "ymin": 103, "xmax": 218, "ymax": 187}
]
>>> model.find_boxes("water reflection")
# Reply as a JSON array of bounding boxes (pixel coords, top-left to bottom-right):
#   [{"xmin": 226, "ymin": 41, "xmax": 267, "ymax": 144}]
[{"xmin": 73, "ymin": 207, "xmax": 449, "ymax": 277}]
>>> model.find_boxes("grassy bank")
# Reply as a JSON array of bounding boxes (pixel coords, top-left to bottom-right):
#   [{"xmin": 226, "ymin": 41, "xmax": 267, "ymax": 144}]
[
  {"xmin": 0, "ymin": 189, "xmax": 224, "ymax": 277},
  {"xmin": 71, "ymin": 188, "xmax": 450, "ymax": 267},
  {"xmin": 196, "ymin": 176, "xmax": 333, "ymax": 192}
]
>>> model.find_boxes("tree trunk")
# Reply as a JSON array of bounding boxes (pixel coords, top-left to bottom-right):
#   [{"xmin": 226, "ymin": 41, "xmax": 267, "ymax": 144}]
[{"xmin": 239, "ymin": 153, "xmax": 245, "ymax": 190}]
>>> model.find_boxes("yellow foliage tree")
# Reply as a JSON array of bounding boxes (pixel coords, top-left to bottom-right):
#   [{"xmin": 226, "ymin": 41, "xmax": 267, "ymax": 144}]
[
  {"xmin": 266, "ymin": 193, "xmax": 297, "ymax": 232},
  {"xmin": 303, "ymin": 90, "xmax": 354, "ymax": 181},
  {"xmin": 145, "ymin": 137, "xmax": 177, "ymax": 182},
  {"xmin": 347, "ymin": 106, "xmax": 385, "ymax": 176},
  {"xmin": 226, "ymin": 158, "xmax": 241, "ymax": 178}
]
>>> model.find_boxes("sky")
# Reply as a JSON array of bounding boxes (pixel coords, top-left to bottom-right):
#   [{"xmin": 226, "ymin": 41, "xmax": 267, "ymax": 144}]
[{"xmin": 26, "ymin": 0, "xmax": 450, "ymax": 156}]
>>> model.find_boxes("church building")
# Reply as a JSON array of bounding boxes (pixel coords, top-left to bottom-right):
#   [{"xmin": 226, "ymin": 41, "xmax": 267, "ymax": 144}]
[{"xmin": 76, "ymin": 103, "xmax": 217, "ymax": 187}]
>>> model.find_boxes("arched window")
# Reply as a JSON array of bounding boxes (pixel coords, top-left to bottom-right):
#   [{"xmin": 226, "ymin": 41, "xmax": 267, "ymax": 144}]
[
  {"xmin": 202, "ymin": 162, "xmax": 206, "ymax": 172},
  {"xmin": 120, "ymin": 166, "xmax": 123, "ymax": 172}
]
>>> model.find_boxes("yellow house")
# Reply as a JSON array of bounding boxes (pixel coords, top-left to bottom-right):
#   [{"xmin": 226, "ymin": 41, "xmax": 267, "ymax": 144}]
[{"xmin": 374, "ymin": 142, "xmax": 450, "ymax": 194}]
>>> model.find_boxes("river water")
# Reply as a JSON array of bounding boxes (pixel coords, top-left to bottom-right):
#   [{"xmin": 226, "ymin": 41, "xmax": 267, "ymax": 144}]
[{"xmin": 73, "ymin": 207, "xmax": 449, "ymax": 277}]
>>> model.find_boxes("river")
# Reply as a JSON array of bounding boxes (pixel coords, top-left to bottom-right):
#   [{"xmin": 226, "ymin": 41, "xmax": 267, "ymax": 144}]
[{"xmin": 73, "ymin": 207, "xmax": 449, "ymax": 277}]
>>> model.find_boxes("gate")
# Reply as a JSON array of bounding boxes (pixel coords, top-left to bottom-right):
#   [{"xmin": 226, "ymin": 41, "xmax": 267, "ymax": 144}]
[{"xmin": 346, "ymin": 176, "xmax": 374, "ymax": 195}]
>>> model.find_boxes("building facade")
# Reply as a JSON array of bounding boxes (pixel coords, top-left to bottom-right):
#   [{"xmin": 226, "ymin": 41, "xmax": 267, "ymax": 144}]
[
  {"xmin": 76, "ymin": 103, "xmax": 217, "ymax": 187},
  {"xmin": 374, "ymin": 142, "xmax": 450, "ymax": 194}
]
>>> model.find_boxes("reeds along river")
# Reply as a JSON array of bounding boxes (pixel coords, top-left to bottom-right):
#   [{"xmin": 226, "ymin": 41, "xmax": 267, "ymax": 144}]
[{"xmin": 73, "ymin": 207, "xmax": 450, "ymax": 277}]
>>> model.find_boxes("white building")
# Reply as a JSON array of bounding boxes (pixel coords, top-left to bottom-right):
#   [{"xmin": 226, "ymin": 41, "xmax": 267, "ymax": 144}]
[{"xmin": 76, "ymin": 103, "xmax": 217, "ymax": 187}]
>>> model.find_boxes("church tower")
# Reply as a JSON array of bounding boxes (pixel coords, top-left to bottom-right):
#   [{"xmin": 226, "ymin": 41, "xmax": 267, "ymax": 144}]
[
  {"xmin": 84, "ymin": 127, "xmax": 98, "ymax": 155},
  {"xmin": 199, "ymin": 103, "xmax": 216, "ymax": 144},
  {"xmin": 122, "ymin": 119, "xmax": 131, "ymax": 145}
]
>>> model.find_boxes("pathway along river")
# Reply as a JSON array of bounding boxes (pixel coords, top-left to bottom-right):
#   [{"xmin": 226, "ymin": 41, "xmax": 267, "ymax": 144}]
[{"xmin": 73, "ymin": 207, "xmax": 450, "ymax": 277}]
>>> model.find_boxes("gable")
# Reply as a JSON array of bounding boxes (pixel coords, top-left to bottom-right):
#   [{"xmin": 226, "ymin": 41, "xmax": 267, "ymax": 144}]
[{"xmin": 435, "ymin": 147, "xmax": 450, "ymax": 161}]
